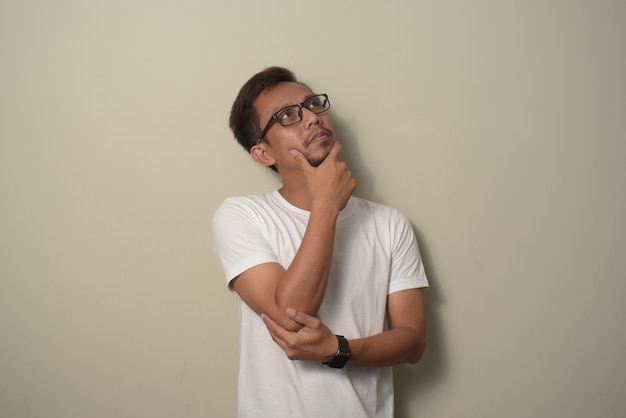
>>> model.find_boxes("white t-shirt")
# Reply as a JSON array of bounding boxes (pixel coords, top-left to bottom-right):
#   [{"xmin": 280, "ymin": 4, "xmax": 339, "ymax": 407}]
[{"xmin": 212, "ymin": 191, "xmax": 428, "ymax": 418}]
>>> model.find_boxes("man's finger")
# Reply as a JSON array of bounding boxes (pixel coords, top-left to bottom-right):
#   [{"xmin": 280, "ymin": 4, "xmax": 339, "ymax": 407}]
[
  {"xmin": 288, "ymin": 149, "xmax": 309, "ymax": 167},
  {"xmin": 261, "ymin": 313, "xmax": 288, "ymax": 341},
  {"xmin": 287, "ymin": 308, "xmax": 319, "ymax": 328},
  {"xmin": 325, "ymin": 141, "xmax": 343, "ymax": 160}
]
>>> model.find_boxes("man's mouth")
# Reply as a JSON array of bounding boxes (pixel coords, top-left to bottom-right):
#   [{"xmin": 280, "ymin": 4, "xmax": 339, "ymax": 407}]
[{"xmin": 306, "ymin": 129, "xmax": 332, "ymax": 145}]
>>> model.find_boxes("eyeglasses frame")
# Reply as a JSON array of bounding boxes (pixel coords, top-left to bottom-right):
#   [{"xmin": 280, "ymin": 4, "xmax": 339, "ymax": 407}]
[{"xmin": 255, "ymin": 93, "xmax": 330, "ymax": 144}]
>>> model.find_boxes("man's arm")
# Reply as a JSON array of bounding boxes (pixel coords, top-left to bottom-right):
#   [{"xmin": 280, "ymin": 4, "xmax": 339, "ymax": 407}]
[
  {"xmin": 349, "ymin": 288, "xmax": 426, "ymax": 366},
  {"xmin": 231, "ymin": 142, "xmax": 356, "ymax": 332},
  {"xmin": 261, "ymin": 288, "xmax": 427, "ymax": 366},
  {"xmin": 230, "ymin": 207, "xmax": 338, "ymax": 331}
]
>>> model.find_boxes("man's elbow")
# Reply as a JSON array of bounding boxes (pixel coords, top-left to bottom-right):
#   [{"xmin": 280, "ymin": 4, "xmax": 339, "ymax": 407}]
[
  {"xmin": 406, "ymin": 335, "xmax": 427, "ymax": 364},
  {"xmin": 406, "ymin": 348, "xmax": 425, "ymax": 365}
]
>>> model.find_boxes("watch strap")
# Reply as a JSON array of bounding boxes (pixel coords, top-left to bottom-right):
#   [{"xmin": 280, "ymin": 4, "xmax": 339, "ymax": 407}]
[{"xmin": 324, "ymin": 335, "xmax": 350, "ymax": 369}]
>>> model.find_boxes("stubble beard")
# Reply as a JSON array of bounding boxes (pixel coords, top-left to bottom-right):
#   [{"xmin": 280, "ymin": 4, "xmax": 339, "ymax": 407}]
[
  {"xmin": 307, "ymin": 154, "xmax": 327, "ymax": 167},
  {"xmin": 305, "ymin": 130, "xmax": 334, "ymax": 167}
]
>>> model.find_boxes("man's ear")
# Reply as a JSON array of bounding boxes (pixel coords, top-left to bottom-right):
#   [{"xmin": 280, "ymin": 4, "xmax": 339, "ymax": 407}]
[{"xmin": 250, "ymin": 144, "xmax": 276, "ymax": 168}]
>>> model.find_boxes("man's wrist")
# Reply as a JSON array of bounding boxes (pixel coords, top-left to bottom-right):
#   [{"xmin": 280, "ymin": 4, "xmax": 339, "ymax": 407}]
[{"xmin": 323, "ymin": 335, "xmax": 350, "ymax": 369}]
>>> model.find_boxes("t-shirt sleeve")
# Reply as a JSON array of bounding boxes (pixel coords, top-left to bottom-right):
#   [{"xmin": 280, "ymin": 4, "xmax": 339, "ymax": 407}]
[
  {"xmin": 212, "ymin": 198, "xmax": 279, "ymax": 288},
  {"xmin": 388, "ymin": 210, "xmax": 429, "ymax": 294}
]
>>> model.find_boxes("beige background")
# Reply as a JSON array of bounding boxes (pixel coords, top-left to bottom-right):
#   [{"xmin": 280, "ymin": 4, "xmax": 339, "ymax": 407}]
[{"xmin": 1, "ymin": 1, "xmax": 625, "ymax": 417}]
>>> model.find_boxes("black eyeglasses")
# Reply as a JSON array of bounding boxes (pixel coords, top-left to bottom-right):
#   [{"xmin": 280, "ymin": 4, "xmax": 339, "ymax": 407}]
[{"xmin": 256, "ymin": 94, "xmax": 331, "ymax": 144}]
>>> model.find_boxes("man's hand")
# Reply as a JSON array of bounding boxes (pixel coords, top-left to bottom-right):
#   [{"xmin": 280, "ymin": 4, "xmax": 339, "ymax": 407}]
[
  {"xmin": 261, "ymin": 308, "xmax": 338, "ymax": 362},
  {"xmin": 290, "ymin": 141, "xmax": 356, "ymax": 213}
]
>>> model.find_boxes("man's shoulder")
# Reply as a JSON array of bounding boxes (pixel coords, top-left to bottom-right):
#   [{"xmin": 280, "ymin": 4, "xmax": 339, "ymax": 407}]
[
  {"xmin": 347, "ymin": 197, "xmax": 415, "ymax": 231},
  {"xmin": 213, "ymin": 191, "xmax": 278, "ymax": 223},
  {"xmin": 351, "ymin": 196, "xmax": 401, "ymax": 215},
  {"xmin": 218, "ymin": 191, "xmax": 275, "ymax": 209}
]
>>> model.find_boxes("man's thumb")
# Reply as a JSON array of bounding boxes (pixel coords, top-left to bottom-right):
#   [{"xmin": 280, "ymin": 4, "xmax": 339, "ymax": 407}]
[{"xmin": 289, "ymin": 149, "xmax": 305, "ymax": 163}]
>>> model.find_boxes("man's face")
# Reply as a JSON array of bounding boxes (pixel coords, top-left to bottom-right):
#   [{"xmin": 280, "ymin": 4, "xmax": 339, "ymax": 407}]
[{"xmin": 253, "ymin": 82, "xmax": 335, "ymax": 170}]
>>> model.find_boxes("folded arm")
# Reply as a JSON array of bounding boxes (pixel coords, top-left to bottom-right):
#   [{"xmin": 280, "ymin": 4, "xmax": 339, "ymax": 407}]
[
  {"xmin": 230, "ymin": 206, "xmax": 339, "ymax": 331},
  {"xmin": 261, "ymin": 288, "xmax": 427, "ymax": 366}
]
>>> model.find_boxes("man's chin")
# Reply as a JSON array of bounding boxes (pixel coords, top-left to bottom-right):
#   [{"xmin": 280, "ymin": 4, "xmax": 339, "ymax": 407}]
[
  {"xmin": 306, "ymin": 139, "xmax": 333, "ymax": 167},
  {"xmin": 307, "ymin": 150, "xmax": 331, "ymax": 167},
  {"xmin": 308, "ymin": 157, "xmax": 325, "ymax": 167}
]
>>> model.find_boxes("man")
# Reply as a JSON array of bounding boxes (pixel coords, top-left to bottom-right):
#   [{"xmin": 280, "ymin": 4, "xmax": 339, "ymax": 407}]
[{"xmin": 212, "ymin": 67, "xmax": 428, "ymax": 417}]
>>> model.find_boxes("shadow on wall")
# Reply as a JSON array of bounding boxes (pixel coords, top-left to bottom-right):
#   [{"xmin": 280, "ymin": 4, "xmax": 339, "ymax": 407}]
[
  {"xmin": 333, "ymin": 116, "xmax": 448, "ymax": 418},
  {"xmin": 394, "ymin": 227, "xmax": 447, "ymax": 418}
]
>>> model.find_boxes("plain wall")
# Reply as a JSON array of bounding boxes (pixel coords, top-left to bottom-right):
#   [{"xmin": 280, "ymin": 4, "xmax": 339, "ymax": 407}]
[{"xmin": 1, "ymin": 1, "xmax": 625, "ymax": 417}]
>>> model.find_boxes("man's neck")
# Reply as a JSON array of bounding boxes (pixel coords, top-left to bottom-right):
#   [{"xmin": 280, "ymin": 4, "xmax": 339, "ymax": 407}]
[{"xmin": 277, "ymin": 185, "xmax": 313, "ymax": 212}]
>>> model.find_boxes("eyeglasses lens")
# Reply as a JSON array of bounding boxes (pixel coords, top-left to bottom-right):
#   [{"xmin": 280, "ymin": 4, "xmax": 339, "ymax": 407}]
[{"xmin": 276, "ymin": 95, "xmax": 330, "ymax": 127}]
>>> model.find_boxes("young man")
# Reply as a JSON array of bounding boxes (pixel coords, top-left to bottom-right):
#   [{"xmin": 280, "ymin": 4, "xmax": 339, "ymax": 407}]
[{"xmin": 212, "ymin": 67, "xmax": 428, "ymax": 417}]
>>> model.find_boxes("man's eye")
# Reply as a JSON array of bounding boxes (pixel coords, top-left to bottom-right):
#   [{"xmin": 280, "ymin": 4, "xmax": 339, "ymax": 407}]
[
  {"xmin": 277, "ymin": 106, "xmax": 298, "ymax": 123},
  {"xmin": 278, "ymin": 110, "xmax": 293, "ymax": 120},
  {"xmin": 307, "ymin": 98, "xmax": 324, "ymax": 109}
]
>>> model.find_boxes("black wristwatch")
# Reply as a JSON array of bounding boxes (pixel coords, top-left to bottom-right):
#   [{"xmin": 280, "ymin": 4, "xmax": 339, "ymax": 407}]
[{"xmin": 324, "ymin": 335, "xmax": 350, "ymax": 369}]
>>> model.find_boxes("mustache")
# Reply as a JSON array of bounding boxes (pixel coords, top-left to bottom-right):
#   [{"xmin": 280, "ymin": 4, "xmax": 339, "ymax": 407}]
[{"xmin": 305, "ymin": 128, "xmax": 333, "ymax": 147}]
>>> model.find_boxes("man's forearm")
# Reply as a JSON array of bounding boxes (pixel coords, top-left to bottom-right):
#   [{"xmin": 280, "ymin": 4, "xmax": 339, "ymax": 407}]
[
  {"xmin": 261, "ymin": 307, "xmax": 427, "ymax": 367},
  {"xmin": 275, "ymin": 207, "xmax": 338, "ymax": 319},
  {"xmin": 347, "ymin": 327, "xmax": 426, "ymax": 367}
]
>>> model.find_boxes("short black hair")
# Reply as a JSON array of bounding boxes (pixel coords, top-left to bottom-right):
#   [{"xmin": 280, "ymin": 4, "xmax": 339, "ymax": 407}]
[{"xmin": 229, "ymin": 66, "xmax": 299, "ymax": 153}]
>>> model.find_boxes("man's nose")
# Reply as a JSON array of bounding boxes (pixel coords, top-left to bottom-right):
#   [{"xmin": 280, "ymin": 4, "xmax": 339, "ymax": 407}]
[{"xmin": 301, "ymin": 107, "xmax": 321, "ymax": 128}]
